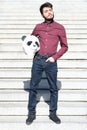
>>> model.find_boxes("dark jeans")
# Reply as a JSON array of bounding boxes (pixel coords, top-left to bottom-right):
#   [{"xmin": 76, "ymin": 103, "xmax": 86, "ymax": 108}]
[{"xmin": 28, "ymin": 54, "xmax": 58, "ymax": 115}]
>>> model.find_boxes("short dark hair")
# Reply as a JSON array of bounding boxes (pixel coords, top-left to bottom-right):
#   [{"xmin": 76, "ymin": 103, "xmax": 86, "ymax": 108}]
[{"xmin": 40, "ymin": 2, "xmax": 53, "ymax": 14}]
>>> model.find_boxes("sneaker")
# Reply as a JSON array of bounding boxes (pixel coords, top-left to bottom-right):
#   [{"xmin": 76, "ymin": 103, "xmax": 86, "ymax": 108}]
[
  {"xmin": 49, "ymin": 114, "xmax": 61, "ymax": 124},
  {"xmin": 26, "ymin": 114, "xmax": 36, "ymax": 125}
]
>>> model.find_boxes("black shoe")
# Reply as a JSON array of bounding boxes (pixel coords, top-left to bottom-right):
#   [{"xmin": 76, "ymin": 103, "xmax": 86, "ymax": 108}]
[
  {"xmin": 49, "ymin": 114, "xmax": 61, "ymax": 124},
  {"xmin": 26, "ymin": 114, "xmax": 36, "ymax": 125}
]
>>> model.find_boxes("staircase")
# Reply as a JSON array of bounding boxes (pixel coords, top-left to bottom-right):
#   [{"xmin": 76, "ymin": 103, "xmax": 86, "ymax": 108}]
[{"xmin": 0, "ymin": 0, "xmax": 87, "ymax": 130}]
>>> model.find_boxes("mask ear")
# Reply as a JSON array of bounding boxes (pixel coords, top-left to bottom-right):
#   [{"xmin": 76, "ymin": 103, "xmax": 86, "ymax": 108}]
[{"xmin": 21, "ymin": 35, "xmax": 26, "ymax": 41}]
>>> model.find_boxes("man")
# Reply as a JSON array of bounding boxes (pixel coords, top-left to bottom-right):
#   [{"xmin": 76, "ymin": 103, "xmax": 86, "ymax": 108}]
[{"xmin": 26, "ymin": 2, "xmax": 68, "ymax": 125}]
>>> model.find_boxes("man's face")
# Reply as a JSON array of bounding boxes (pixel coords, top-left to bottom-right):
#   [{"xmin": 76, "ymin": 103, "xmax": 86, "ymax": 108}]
[{"xmin": 42, "ymin": 7, "xmax": 54, "ymax": 21}]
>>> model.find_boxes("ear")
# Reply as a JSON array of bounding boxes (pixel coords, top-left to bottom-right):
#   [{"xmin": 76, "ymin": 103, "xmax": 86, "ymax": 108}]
[{"xmin": 21, "ymin": 35, "xmax": 26, "ymax": 41}]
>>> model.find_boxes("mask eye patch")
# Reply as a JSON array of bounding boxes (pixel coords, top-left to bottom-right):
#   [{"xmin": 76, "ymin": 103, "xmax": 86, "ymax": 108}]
[
  {"xmin": 35, "ymin": 42, "xmax": 39, "ymax": 47},
  {"xmin": 27, "ymin": 41, "xmax": 32, "ymax": 46}
]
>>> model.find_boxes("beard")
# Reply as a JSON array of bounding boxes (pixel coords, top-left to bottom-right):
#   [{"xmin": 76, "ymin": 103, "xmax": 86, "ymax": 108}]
[
  {"xmin": 45, "ymin": 17, "xmax": 53, "ymax": 21},
  {"xmin": 43, "ymin": 14, "xmax": 54, "ymax": 22}
]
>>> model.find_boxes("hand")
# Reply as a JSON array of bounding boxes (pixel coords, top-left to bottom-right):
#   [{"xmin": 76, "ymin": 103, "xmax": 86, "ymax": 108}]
[{"xmin": 46, "ymin": 57, "xmax": 55, "ymax": 62}]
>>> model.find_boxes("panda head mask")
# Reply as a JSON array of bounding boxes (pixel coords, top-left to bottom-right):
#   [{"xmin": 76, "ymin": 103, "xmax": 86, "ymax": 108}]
[{"xmin": 21, "ymin": 35, "xmax": 40, "ymax": 57}]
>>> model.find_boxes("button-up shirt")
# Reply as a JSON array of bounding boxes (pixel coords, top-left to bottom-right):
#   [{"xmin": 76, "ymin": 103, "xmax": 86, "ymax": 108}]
[{"xmin": 31, "ymin": 21, "xmax": 68, "ymax": 60}]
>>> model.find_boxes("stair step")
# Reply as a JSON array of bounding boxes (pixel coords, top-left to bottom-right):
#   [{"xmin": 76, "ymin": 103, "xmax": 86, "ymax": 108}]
[
  {"xmin": 0, "ymin": 20, "xmax": 87, "ymax": 25},
  {"xmin": 0, "ymin": 102, "xmax": 86, "ymax": 116},
  {"xmin": 0, "ymin": 59, "xmax": 86, "ymax": 69},
  {"xmin": 0, "ymin": 24, "xmax": 87, "ymax": 28},
  {"xmin": 0, "ymin": 13, "xmax": 87, "ymax": 17},
  {"xmin": 0, "ymin": 79, "xmax": 86, "ymax": 90},
  {"xmin": 0, "ymin": 52, "xmax": 86, "ymax": 60},
  {"xmin": 0, "ymin": 68, "xmax": 86, "ymax": 79},
  {"xmin": 0, "ymin": 38, "xmax": 87, "ymax": 44},
  {"xmin": 0, "ymin": 90, "xmax": 87, "ymax": 102},
  {"xmin": 0, "ymin": 115, "xmax": 87, "ymax": 124},
  {"xmin": 0, "ymin": 29, "xmax": 87, "ymax": 37},
  {"xmin": 0, "ymin": 34, "xmax": 87, "ymax": 39},
  {"xmin": 0, "ymin": 44, "xmax": 87, "ymax": 52},
  {"xmin": 0, "ymin": 121, "xmax": 87, "ymax": 130}
]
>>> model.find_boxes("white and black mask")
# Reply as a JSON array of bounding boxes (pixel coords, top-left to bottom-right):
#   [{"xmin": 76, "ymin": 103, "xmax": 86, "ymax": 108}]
[{"xmin": 21, "ymin": 35, "xmax": 40, "ymax": 57}]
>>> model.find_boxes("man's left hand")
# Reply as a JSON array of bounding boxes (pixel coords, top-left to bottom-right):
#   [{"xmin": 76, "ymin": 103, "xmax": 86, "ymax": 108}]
[{"xmin": 46, "ymin": 57, "xmax": 55, "ymax": 62}]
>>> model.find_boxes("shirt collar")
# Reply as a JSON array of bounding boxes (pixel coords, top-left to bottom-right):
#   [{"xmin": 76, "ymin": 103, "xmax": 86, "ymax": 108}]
[{"xmin": 44, "ymin": 19, "xmax": 54, "ymax": 25}]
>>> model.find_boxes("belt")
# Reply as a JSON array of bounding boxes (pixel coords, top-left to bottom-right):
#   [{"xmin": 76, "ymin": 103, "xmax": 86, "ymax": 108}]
[{"xmin": 36, "ymin": 53, "xmax": 54, "ymax": 59}]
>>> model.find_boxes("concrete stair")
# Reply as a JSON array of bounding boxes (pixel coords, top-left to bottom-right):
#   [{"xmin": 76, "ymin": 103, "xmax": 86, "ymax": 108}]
[{"xmin": 0, "ymin": 0, "xmax": 87, "ymax": 130}]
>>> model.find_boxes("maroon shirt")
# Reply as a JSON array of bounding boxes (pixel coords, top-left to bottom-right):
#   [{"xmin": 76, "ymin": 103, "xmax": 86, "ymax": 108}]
[{"xmin": 31, "ymin": 21, "xmax": 68, "ymax": 60}]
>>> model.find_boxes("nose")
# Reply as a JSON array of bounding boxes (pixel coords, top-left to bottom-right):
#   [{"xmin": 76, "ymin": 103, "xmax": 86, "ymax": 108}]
[
  {"xmin": 48, "ymin": 10, "xmax": 51, "ymax": 14},
  {"xmin": 33, "ymin": 45, "xmax": 36, "ymax": 47}
]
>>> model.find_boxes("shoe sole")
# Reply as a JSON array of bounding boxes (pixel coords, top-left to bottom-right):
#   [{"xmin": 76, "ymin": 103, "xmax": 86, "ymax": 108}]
[
  {"xmin": 49, "ymin": 116, "xmax": 61, "ymax": 124},
  {"xmin": 26, "ymin": 117, "xmax": 36, "ymax": 125}
]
